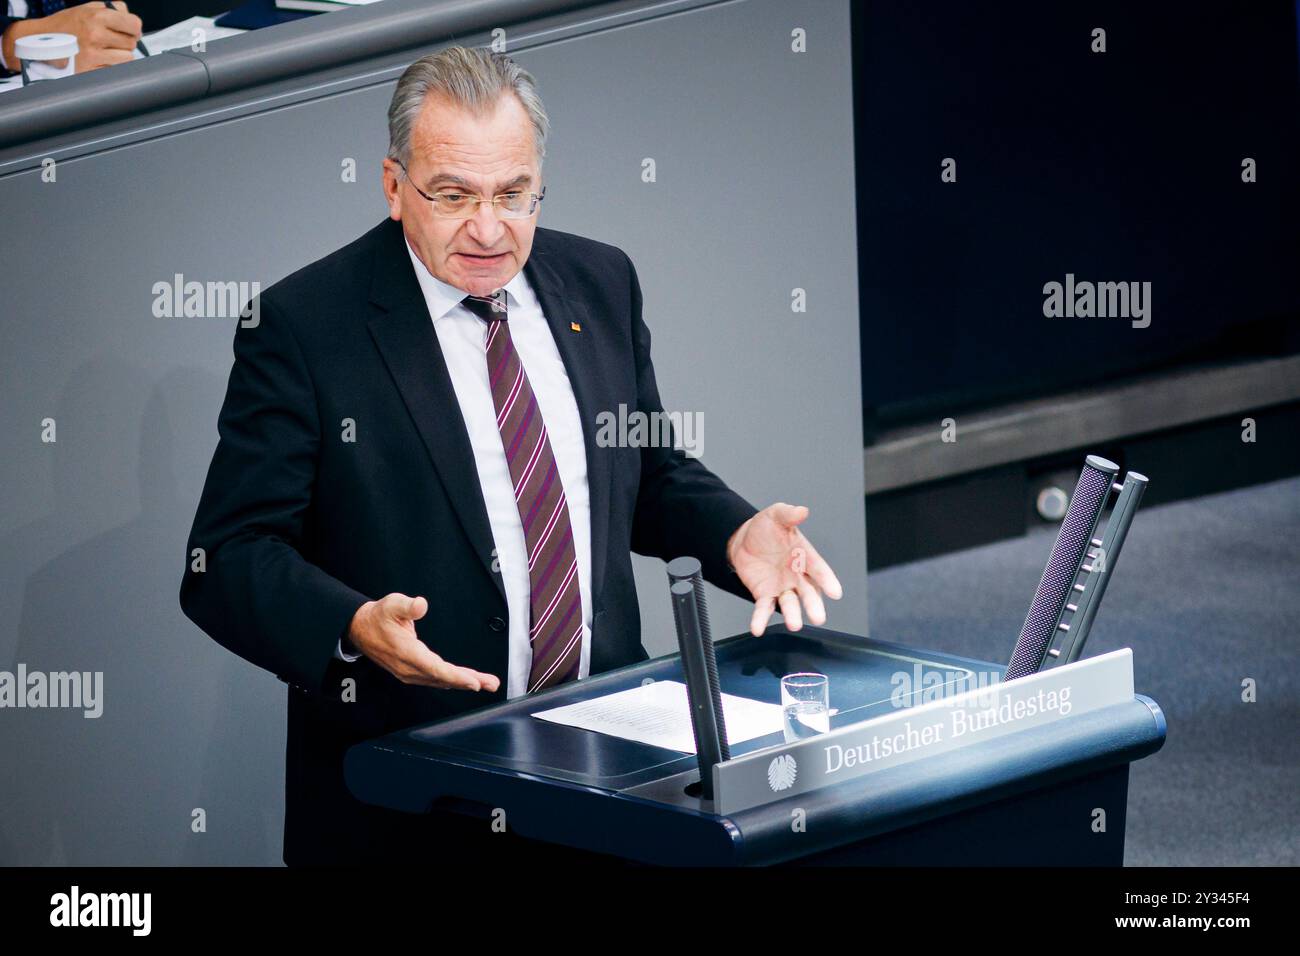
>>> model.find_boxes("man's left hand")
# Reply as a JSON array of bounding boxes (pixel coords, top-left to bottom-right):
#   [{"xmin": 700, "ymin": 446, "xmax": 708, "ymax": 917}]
[{"xmin": 726, "ymin": 502, "xmax": 843, "ymax": 636}]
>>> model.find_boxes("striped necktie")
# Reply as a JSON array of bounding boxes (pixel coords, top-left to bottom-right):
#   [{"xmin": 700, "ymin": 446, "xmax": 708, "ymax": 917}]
[{"xmin": 462, "ymin": 290, "xmax": 582, "ymax": 693}]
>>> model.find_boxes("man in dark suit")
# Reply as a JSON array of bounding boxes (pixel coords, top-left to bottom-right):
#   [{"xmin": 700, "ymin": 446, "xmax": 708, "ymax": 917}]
[{"xmin": 180, "ymin": 46, "xmax": 842, "ymax": 866}]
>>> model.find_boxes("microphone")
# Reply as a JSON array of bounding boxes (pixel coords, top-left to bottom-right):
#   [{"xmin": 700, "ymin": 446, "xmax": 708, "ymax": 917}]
[
  {"xmin": 1004, "ymin": 455, "xmax": 1119, "ymax": 680},
  {"xmin": 1043, "ymin": 469, "xmax": 1148, "ymax": 668},
  {"xmin": 667, "ymin": 556, "xmax": 729, "ymax": 799}
]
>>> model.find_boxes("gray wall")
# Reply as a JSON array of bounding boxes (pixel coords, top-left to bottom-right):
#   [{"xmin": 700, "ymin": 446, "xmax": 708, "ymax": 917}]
[{"xmin": 0, "ymin": 0, "xmax": 862, "ymax": 864}]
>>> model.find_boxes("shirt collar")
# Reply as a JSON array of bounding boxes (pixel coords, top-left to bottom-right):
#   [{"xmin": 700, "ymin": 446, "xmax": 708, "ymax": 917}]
[{"xmin": 404, "ymin": 236, "xmax": 531, "ymax": 321}]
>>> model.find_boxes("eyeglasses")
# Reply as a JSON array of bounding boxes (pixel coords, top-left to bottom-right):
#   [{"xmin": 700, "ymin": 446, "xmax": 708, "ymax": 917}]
[{"xmin": 396, "ymin": 159, "xmax": 545, "ymax": 220}]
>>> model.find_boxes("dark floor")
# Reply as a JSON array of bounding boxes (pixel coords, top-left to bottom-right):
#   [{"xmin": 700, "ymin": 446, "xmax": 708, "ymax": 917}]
[{"xmin": 867, "ymin": 475, "xmax": 1300, "ymax": 866}]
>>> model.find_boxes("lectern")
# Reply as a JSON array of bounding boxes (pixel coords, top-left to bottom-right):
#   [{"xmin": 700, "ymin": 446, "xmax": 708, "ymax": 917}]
[{"xmin": 345, "ymin": 625, "xmax": 1165, "ymax": 865}]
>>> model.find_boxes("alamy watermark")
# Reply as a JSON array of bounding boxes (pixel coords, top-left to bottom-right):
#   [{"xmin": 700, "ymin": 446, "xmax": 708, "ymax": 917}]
[
  {"xmin": 50, "ymin": 886, "xmax": 150, "ymax": 936},
  {"xmin": 595, "ymin": 403, "xmax": 703, "ymax": 458},
  {"xmin": 889, "ymin": 664, "xmax": 1003, "ymax": 709},
  {"xmin": 152, "ymin": 273, "xmax": 260, "ymax": 328},
  {"xmin": 1043, "ymin": 273, "xmax": 1151, "ymax": 328},
  {"xmin": 0, "ymin": 664, "xmax": 102, "ymax": 718}
]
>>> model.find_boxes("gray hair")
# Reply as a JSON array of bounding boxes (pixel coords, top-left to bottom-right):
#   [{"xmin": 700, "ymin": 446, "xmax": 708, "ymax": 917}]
[{"xmin": 386, "ymin": 46, "xmax": 549, "ymax": 170}]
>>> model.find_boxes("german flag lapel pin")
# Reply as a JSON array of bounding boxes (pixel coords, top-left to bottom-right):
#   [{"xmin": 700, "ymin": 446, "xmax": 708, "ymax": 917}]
[{"xmin": 570, "ymin": 321, "xmax": 582, "ymax": 333}]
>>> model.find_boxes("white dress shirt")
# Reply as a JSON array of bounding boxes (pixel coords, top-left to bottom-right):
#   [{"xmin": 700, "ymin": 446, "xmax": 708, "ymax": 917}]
[{"xmin": 336, "ymin": 238, "xmax": 594, "ymax": 701}]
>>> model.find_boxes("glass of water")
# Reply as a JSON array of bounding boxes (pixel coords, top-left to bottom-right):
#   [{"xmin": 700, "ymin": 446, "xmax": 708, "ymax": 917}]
[{"xmin": 781, "ymin": 672, "xmax": 830, "ymax": 742}]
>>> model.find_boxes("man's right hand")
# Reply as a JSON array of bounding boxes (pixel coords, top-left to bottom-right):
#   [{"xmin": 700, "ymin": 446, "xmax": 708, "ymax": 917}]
[
  {"xmin": 2, "ymin": 3, "xmax": 143, "ymax": 74},
  {"xmin": 346, "ymin": 593, "xmax": 500, "ymax": 692}
]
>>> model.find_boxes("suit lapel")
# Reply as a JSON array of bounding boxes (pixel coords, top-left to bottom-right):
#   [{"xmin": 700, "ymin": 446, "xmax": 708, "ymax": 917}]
[
  {"xmin": 364, "ymin": 221, "xmax": 617, "ymax": 613},
  {"xmin": 366, "ymin": 220, "xmax": 505, "ymax": 602}
]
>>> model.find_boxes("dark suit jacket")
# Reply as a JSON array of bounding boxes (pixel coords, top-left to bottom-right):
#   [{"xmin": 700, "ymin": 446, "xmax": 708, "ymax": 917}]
[{"xmin": 179, "ymin": 217, "xmax": 758, "ymax": 865}]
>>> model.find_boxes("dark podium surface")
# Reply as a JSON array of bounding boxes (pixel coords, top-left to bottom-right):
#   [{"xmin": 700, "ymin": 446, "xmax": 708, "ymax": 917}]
[{"xmin": 345, "ymin": 625, "xmax": 1166, "ymax": 865}]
